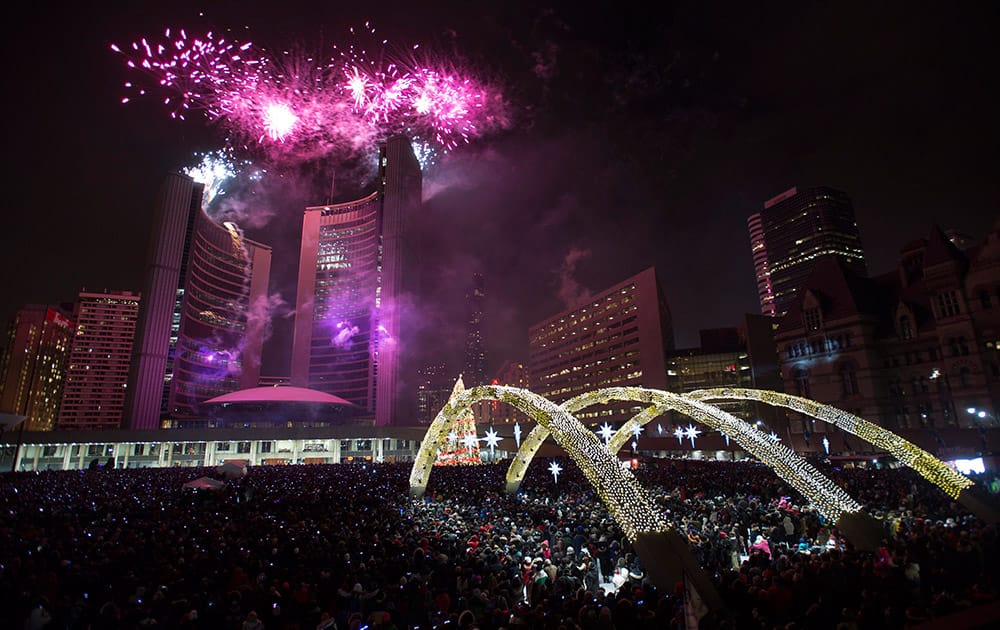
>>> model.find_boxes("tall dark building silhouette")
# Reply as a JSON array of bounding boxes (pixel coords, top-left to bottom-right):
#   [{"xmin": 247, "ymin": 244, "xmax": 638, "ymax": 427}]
[
  {"xmin": 463, "ymin": 273, "xmax": 487, "ymax": 387},
  {"xmin": 291, "ymin": 136, "xmax": 423, "ymax": 425},
  {"xmin": 125, "ymin": 173, "xmax": 272, "ymax": 429},
  {"xmin": 416, "ymin": 362, "xmax": 452, "ymax": 424},
  {"xmin": 0, "ymin": 305, "xmax": 73, "ymax": 431},
  {"xmin": 748, "ymin": 186, "xmax": 867, "ymax": 317}
]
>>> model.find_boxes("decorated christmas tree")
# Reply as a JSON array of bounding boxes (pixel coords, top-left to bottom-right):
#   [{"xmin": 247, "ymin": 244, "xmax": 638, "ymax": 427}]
[{"xmin": 434, "ymin": 375, "xmax": 482, "ymax": 466}]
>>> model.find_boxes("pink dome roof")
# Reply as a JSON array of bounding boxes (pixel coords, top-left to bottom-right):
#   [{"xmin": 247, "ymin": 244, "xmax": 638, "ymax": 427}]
[{"xmin": 203, "ymin": 386, "xmax": 354, "ymax": 406}]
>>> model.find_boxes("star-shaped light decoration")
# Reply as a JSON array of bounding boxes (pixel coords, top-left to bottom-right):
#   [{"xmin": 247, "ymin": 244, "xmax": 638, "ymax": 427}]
[
  {"xmin": 447, "ymin": 431, "xmax": 458, "ymax": 444},
  {"xmin": 597, "ymin": 422, "xmax": 615, "ymax": 445},
  {"xmin": 548, "ymin": 460, "xmax": 562, "ymax": 484},
  {"xmin": 482, "ymin": 427, "xmax": 501, "ymax": 462},
  {"xmin": 683, "ymin": 424, "xmax": 702, "ymax": 448},
  {"xmin": 673, "ymin": 426, "xmax": 685, "ymax": 445},
  {"xmin": 463, "ymin": 432, "xmax": 479, "ymax": 449},
  {"xmin": 822, "ymin": 435, "xmax": 830, "ymax": 454},
  {"xmin": 768, "ymin": 432, "xmax": 780, "ymax": 442},
  {"xmin": 631, "ymin": 423, "xmax": 644, "ymax": 439},
  {"xmin": 513, "ymin": 422, "xmax": 522, "ymax": 448},
  {"xmin": 482, "ymin": 427, "xmax": 502, "ymax": 449}
]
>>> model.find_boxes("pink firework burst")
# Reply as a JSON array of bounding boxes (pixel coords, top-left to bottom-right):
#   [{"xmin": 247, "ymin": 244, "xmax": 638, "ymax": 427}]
[
  {"xmin": 113, "ymin": 22, "xmax": 511, "ymax": 163},
  {"xmin": 263, "ymin": 102, "xmax": 298, "ymax": 141},
  {"xmin": 111, "ymin": 28, "xmax": 259, "ymax": 120}
]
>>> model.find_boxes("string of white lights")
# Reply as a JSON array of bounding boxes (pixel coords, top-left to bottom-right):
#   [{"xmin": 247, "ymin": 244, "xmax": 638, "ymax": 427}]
[
  {"xmin": 409, "ymin": 385, "xmax": 669, "ymax": 541},
  {"xmin": 500, "ymin": 387, "xmax": 862, "ymax": 521},
  {"xmin": 688, "ymin": 388, "xmax": 974, "ymax": 499}
]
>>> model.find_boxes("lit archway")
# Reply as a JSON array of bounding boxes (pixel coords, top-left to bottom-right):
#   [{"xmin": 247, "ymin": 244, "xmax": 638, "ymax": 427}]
[
  {"xmin": 409, "ymin": 385, "xmax": 668, "ymax": 542},
  {"xmin": 686, "ymin": 387, "xmax": 974, "ymax": 499},
  {"xmin": 504, "ymin": 387, "xmax": 862, "ymax": 522},
  {"xmin": 409, "ymin": 385, "xmax": 729, "ymax": 611}
]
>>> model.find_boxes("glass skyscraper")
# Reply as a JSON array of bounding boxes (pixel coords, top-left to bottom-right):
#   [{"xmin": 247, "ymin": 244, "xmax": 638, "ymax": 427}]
[
  {"xmin": 748, "ymin": 186, "xmax": 867, "ymax": 317},
  {"xmin": 291, "ymin": 136, "xmax": 422, "ymax": 425}
]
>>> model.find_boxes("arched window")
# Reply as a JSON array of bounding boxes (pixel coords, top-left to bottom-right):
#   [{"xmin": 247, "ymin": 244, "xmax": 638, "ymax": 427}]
[
  {"xmin": 793, "ymin": 368, "xmax": 811, "ymax": 399},
  {"xmin": 840, "ymin": 363, "xmax": 859, "ymax": 397},
  {"xmin": 959, "ymin": 366, "xmax": 972, "ymax": 388}
]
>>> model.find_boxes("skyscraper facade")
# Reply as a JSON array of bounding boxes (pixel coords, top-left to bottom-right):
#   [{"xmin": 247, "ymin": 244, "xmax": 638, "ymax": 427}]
[
  {"xmin": 291, "ymin": 136, "xmax": 422, "ymax": 425},
  {"xmin": 167, "ymin": 211, "xmax": 272, "ymax": 418},
  {"xmin": 665, "ymin": 328, "xmax": 755, "ymax": 427},
  {"xmin": 125, "ymin": 173, "xmax": 272, "ymax": 429},
  {"xmin": 528, "ymin": 267, "xmax": 674, "ymax": 424},
  {"xmin": 57, "ymin": 290, "xmax": 141, "ymax": 430},
  {"xmin": 463, "ymin": 273, "xmax": 487, "ymax": 387},
  {"xmin": 0, "ymin": 305, "xmax": 74, "ymax": 431},
  {"xmin": 416, "ymin": 362, "xmax": 452, "ymax": 424},
  {"xmin": 748, "ymin": 186, "xmax": 867, "ymax": 317}
]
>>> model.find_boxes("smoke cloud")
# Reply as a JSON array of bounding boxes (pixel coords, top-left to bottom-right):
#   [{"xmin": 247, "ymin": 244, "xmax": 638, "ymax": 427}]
[
  {"xmin": 555, "ymin": 246, "xmax": 593, "ymax": 309},
  {"xmin": 242, "ymin": 293, "xmax": 294, "ymax": 369}
]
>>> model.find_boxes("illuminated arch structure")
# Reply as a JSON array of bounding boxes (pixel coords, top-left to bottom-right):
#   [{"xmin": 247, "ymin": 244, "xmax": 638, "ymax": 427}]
[
  {"xmin": 501, "ymin": 386, "xmax": 992, "ymax": 526},
  {"xmin": 410, "ymin": 385, "xmax": 993, "ymax": 612},
  {"xmin": 410, "ymin": 386, "xmax": 668, "ymax": 541},
  {"xmin": 684, "ymin": 388, "xmax": 996, "ymax": 523},
  {"xmin": 506, "ymin": 387, "xmax": 863, "ymax": 523},
  {"xmin": 409, "ymin": 385, "xmax": 725, "ymax": 613}
]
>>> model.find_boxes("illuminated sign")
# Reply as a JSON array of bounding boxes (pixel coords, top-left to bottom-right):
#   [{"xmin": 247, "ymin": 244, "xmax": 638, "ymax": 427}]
[{"xmin": 45, "ymin": 308, "xmax": 72, "ymax": 330}]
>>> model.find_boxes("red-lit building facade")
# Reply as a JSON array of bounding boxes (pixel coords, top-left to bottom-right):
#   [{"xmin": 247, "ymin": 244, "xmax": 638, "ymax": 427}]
[{"xmin": 57, "ymin": 290, "xmax": 141, "ymax": 430}]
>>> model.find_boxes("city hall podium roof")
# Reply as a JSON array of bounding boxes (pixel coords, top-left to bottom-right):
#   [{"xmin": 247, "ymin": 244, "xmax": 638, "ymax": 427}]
[{"xmin": 204, "ymin": 386, "xmax": 354, "ymax": 407}]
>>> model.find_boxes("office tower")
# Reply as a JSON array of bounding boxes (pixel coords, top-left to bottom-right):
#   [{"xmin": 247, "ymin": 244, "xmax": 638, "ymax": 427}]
[
  {"xmin": 291, "ymin": 136, "xmax": 423, "ymax": 425},
  {"xmin": 528, "ymin": 267, "xmax": 674, "ymax": 424},
  {"xmin": 665, "ymin": 327, "xmax": 755, "ymax": 426},
  {"xmin": 416, "ymin": 362, "xmax": 452, "ymax": 424},
  {"xmin": 57, "ymin": 290, "xmax": 141, "ymax": 430},
  {"xmin": 0, "ymin": 305, "xmax": 74, "ymax": 431},
  {"xmin": 748, "ymin": 186, "xmax": 867, "ymax": 317},
  {"xmin": 463, "ymin": 273, "xmax": 487, "ymax": 387},
  {"xmin": 125, "ymin": 173, "xmax": 272, "ymax": 429}
]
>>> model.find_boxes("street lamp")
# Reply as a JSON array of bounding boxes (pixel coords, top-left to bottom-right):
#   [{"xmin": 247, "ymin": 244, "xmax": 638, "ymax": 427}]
[{"xmin": 966, "ymin": 407, "xmax": 997, "ymax": 426}]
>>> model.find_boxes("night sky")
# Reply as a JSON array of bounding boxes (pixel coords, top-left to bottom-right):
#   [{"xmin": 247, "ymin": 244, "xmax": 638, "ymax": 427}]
[{"xmin": 3, "ymin": 1, "xmax": 998, "ymax": 378}]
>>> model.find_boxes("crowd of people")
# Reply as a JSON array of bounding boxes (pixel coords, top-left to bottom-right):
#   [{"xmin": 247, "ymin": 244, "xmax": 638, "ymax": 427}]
[{"xmin": 1, "ymin": 455, "xmax": 997, "ymax": 629}]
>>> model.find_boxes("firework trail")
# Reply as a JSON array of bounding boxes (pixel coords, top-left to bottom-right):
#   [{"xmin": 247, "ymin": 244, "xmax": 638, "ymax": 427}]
[
  {"xmin": 182, "ymin": 148, "xmax": 259, "ymax": 208},
  {"xmin": 110, "ymin": 28, "xmax": 259, "ymax": 121},
  {"xmin": 112, "ymin": 22, "xmax": 510, "ymax": 166}
]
